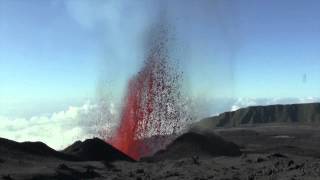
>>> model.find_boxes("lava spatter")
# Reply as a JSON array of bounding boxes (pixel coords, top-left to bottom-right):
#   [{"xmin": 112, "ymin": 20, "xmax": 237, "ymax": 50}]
[{"xmin": 108, "ymin": 26, "xmax": 188, "ymax": 160}]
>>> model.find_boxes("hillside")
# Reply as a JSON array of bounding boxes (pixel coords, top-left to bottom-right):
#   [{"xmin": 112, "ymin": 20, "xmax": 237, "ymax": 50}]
[
  {"xmin": 63, "ymin": 138, "xmax": 135, "ymax": 162},
  {"xmin": 0, "ymin": 137, "xmax": 79, "ymax": 161},
  {"xmin": 146, "ymin": 131, "xmax": 241, "ymax": 161},
  {"xmin": 194, "ymin": 103, "xmax": 320, "ymax": 129}
]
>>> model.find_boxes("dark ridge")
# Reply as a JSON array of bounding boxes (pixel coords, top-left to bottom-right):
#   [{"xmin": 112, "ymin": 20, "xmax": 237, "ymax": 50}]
[
  {"xmin": 145, "ymin": 131, "xmax": 241, "ymax": 161},
  {"xmin": 0, "ymin": 137, "xmax": 79, "ymax": 161},
  {"xmin": 63, "ymin": 138, "xmax": 135, "ymax": 162},
  {"xmin": 194, "ymin": 103, "xmax": 320, "ymax": 129}
]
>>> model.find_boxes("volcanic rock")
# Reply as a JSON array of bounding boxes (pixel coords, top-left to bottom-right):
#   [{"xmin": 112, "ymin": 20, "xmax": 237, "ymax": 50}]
[
  {"xmin": 63, "ymin": 138, "xmax": 135, "ymax": 162},
  {"xmin": 147, "ymin": 131, "xmax": 242, "ymax": 161},
  {"xmin": 194, "ymin": 103, "xmax": 320, "ymax": 129},
  {"xmin": 0, "ymin": 137, "xmax": 78, "ymax": 161}
]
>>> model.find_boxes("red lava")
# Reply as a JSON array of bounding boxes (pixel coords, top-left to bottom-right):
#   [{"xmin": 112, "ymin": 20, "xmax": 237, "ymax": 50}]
[{"xmin": 108, "ymin": 27, "xmax": 185, "ymax": 160}]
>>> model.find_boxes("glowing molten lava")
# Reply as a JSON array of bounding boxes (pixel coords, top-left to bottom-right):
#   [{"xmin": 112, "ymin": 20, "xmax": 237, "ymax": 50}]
[{"xmin": 109, "ymin": 28, "xmax": 186, "ymax": 160}]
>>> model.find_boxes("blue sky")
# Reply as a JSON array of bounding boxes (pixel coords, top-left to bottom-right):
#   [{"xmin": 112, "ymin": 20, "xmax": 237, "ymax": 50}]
[{"xmin": 1, "ymin": 0, "xmax": 320, "ymax": 118}]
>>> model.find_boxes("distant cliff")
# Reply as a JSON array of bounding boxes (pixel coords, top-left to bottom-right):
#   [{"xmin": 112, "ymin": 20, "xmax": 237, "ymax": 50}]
[{"xmin": 194, "ymin": 103, "xmax": 320, "ymax": 129}]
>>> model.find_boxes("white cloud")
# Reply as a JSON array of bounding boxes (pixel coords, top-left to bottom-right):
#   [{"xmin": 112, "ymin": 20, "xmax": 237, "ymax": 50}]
[
  {"xmin": 229, "ymin": 98, "xmax": 258, "ymax": 111},
  {"xmin": 231, "ymin": 105, "xmax": 240, "ymax": 111},
  {"xmin": 0, "ymin": 101, "xmax": 117, "ymax": 150}
]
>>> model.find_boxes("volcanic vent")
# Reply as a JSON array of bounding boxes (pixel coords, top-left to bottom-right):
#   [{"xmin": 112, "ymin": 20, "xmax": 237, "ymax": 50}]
[{"xmin": 108, "ymin": 25, "xmax": 189, "ymax": 160}]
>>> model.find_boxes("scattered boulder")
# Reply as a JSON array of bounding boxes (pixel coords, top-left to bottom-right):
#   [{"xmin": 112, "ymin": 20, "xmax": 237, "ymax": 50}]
[
  {"xmin": 267, "ymin": 153, "xmax": 288, "ymax": 159},
  {"xmin": 288, "ymin": 160, "xmax": 295, "ymax": 167},
  {"xmin": 2, "ymin": 175, "xmax": 13, "ymax": 180},
  {"xmin": 256, "ymin": 157, "xmax": 266, "ymax": 163}
]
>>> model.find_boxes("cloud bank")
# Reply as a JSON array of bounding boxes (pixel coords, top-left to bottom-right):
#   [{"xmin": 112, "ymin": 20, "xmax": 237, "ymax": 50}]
[{"xmin": 0, "ymin": 101, "xmax": 117, "ymax": 150}]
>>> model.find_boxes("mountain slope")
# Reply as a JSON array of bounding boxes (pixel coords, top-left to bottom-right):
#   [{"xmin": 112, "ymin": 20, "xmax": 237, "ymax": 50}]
[
  {"xmin": 0, "ymin": 137, "xmax": 134, "ymax": 162},
  {"xmin": 194, "ymin": 103, "xmax": 320, "ymax": 129},
  {"xmin": 63, "ymin": 138, "xmax": 135, "ymax": 162},
  {"xmin": 146, "ymin": 131, "xmax": 241, "ymax": 161},
  {"xmin": 0, "ymin": 137, "xmax": 79, "ymax": 161}
]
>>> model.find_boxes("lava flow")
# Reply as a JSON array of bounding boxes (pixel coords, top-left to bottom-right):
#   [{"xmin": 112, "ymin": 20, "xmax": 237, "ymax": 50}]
[{"xmin": 108, "ymin": 26, "xmax": 186, "ymax": 160}]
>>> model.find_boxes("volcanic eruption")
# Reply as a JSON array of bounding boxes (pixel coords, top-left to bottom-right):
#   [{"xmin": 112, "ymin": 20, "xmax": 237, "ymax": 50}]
[{"xmin": 108, "ymin": 23, "xmax": 189, "ymax": 160}]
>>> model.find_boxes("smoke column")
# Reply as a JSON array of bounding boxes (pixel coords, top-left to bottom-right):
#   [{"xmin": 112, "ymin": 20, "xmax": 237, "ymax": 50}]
[{"xmin": 108, "ymin": 22, "xmax": 189, "ymax": 160}]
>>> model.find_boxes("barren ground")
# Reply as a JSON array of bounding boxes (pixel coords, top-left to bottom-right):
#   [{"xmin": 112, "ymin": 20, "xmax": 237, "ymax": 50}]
[{"xmin": 1, "ymin": 125, "xmax": 320, "ymax": 180}]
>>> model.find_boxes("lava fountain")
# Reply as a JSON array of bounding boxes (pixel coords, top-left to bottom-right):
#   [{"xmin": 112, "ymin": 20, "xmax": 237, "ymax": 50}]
[{"xmin": 108, "ymin": 25, "xmax": 188, "ymax": 160}]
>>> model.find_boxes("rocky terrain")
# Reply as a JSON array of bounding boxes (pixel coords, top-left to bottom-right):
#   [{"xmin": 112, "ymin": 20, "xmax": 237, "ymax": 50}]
[
  {"xmin": 1, "ymin": 125, "xmax": 320, "ymax": 180},
  {"xmin": 145, "ymin": 131, "xmax": 241, "ymax": 161},
  {"xmin": 194, "ymin": 103, "xmax": 320, "ymax": 129},
  {"xmin": 63, "ymin": 138, "xmax": 134, "ymax": 162},
  {"xmin": 1, "ymin": 103, "xmax": 320, "ymax": 179}
]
